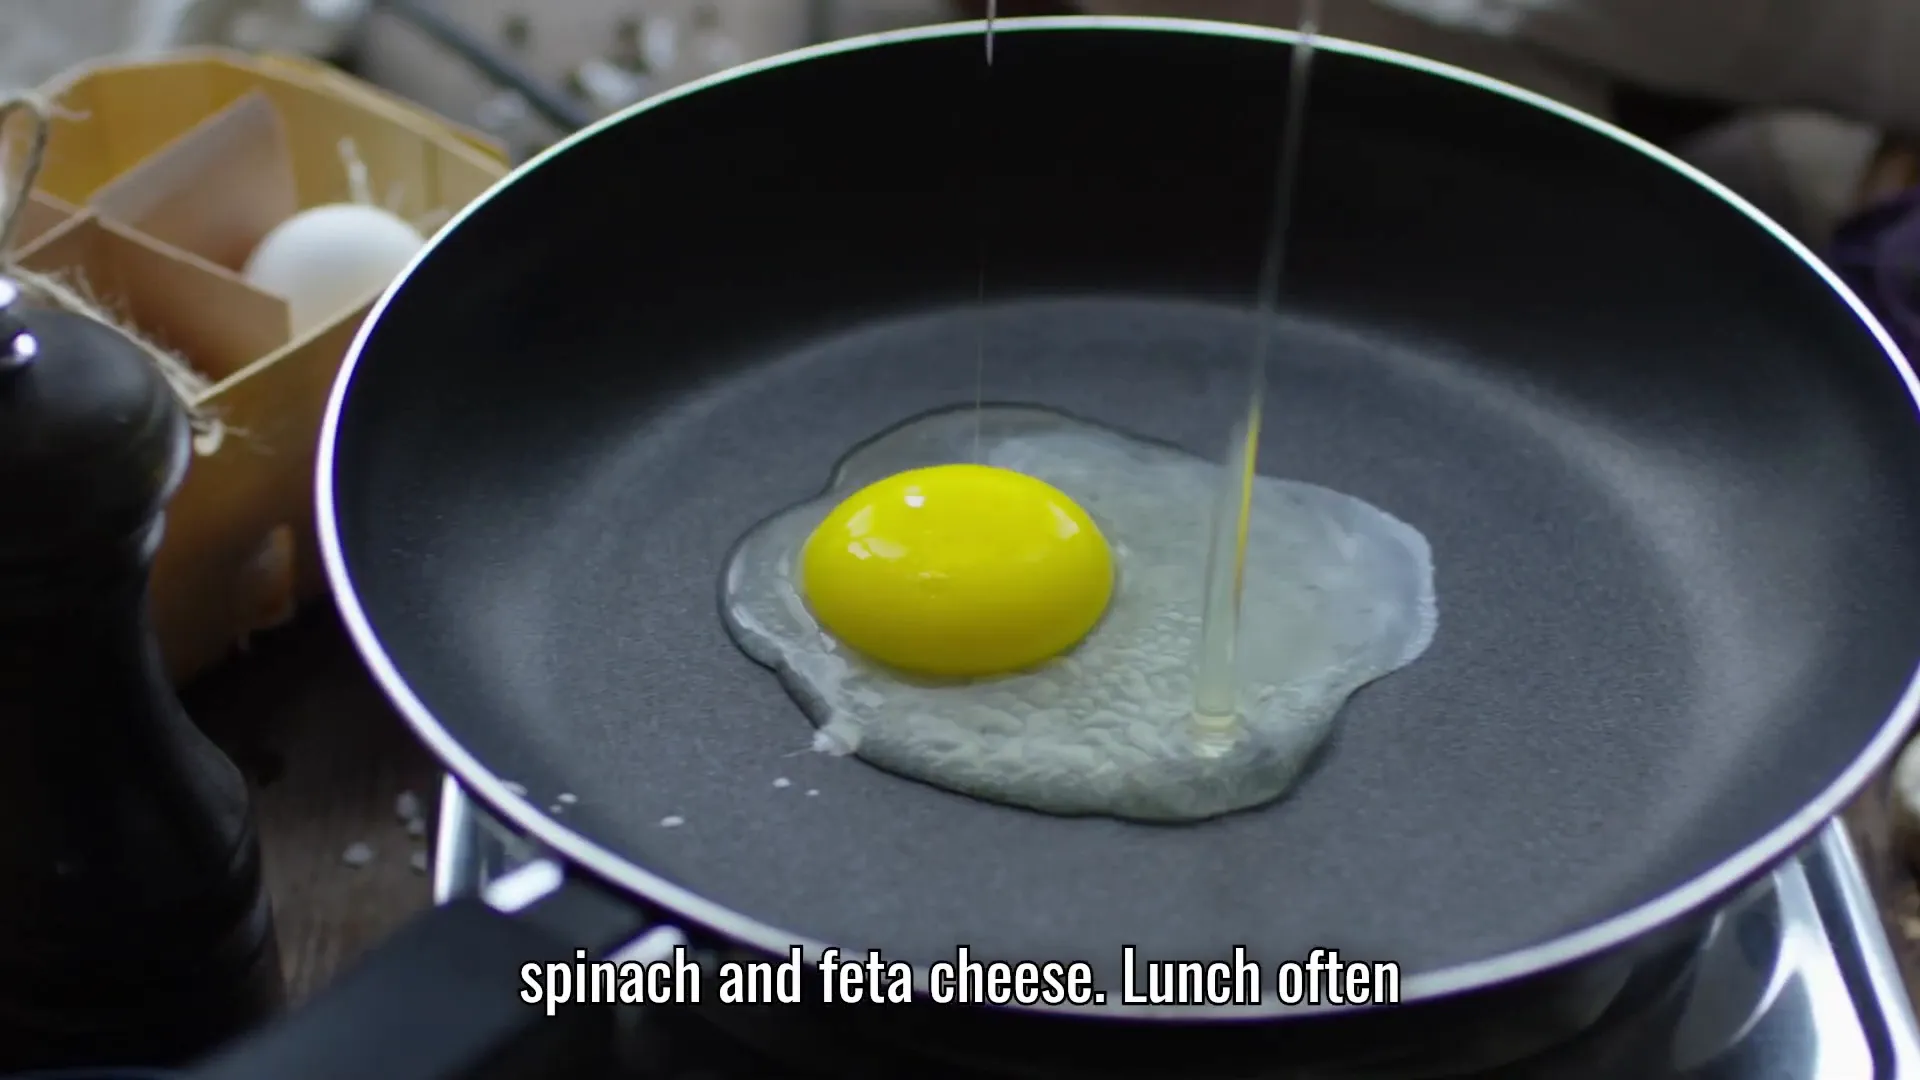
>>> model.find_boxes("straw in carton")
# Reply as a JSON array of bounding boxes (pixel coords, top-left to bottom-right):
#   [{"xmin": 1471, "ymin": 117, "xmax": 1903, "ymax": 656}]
[
  {"xmin": 337, "ymin": 136, "xmax": 451, "ymax": 231},
  {"xmin": 0, "ymin": 92, "xmax": 219, "ymax": 444},
  {"xmin": 339, "ymin": 134, "xmax": 441, "ymax": 227}
]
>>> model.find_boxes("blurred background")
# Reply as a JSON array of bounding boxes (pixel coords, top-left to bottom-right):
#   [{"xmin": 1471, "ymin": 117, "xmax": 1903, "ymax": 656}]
[
  {"xmin": 6, "ymin": 0, "xmax": 1915, "ymax": 245},
  {"xmin": 3, "ymin": 1, "xmax": 958, "ymax": 159}
]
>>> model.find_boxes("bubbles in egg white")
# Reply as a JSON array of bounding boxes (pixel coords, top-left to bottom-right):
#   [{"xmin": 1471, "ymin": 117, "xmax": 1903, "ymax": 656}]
[{"xmin": 720, "ymin": 406, "xmax": 1438, "ymax": 822}]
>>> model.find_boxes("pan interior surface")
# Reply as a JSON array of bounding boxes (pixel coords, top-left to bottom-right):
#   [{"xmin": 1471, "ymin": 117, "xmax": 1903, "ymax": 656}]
[{"xmin": 329, "ymin": 24, "xmax": 1920, "ymax": 987}]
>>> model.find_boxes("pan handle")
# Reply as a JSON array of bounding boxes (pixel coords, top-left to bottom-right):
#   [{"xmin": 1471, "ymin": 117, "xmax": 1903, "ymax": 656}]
[{"xmin": 184, "ymin": 860, "xmax": 678, "ymax": 1080}]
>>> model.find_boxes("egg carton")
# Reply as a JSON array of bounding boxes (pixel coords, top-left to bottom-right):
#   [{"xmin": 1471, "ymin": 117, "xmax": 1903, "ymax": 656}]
[{"xmin": 12, "ymin": 50, "xmax": 510, "ymax": 685}]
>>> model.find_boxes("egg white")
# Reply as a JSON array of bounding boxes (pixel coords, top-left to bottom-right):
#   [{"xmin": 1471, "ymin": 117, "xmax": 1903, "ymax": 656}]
[{"xmin": 720, "ymin": 405, "xmax": 1438, "ymax": 822}]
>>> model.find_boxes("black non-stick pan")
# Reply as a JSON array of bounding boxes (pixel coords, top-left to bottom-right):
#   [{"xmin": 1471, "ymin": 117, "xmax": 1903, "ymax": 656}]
[{"xmin": 196, "ymin": 16, "xmax": 1920, "ymax": 1080}]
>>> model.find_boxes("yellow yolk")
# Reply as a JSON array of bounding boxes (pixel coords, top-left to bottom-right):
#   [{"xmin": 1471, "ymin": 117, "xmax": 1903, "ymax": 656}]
[{"xmin": 798, "ymin": 464, "xmax": 1114, "ymax": 678}]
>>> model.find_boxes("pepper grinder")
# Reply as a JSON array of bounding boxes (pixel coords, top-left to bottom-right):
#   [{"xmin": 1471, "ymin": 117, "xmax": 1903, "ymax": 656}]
[{"xmin": 0, "ymin": 278, "xmax": 284, "ymax": 1070}]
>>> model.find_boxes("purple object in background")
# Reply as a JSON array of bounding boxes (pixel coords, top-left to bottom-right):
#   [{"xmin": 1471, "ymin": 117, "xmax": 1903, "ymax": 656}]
[{"xmin": 1831, "ymin": 184, "xmax": 1920, "ymax": 358}]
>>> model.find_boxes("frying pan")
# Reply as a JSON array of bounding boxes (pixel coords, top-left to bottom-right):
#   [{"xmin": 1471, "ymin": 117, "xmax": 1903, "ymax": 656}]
[{"xmin": 194, "ymin": 15, "xmax": 1920, "ymax": 1080}]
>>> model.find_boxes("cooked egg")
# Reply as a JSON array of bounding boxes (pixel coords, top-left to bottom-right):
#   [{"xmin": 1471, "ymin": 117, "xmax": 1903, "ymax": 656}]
[
  {"xmin": 799, "ymin": 464, "xmax": 1114, "ymax": 678},
  {"xmin": 721, "ymin": 405, "xmax": 1438, "ymax": 822}
]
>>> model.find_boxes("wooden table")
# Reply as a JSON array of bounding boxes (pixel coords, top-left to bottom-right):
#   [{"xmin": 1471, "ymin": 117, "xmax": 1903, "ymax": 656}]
[
  {"xmin": 184, "ymin": 610, "xmax": 1920, "ymax": 1008},
  {"xmin": 184, "ymin": 613, "xmax": 440, "ymax": 1003}
]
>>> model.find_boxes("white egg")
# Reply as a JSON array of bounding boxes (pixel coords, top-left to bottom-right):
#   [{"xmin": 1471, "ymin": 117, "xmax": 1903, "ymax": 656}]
[
  {"xmin": 243, "ymin": 203, "xmax": 425, "ymax": 337},
  {"xmin": 721, "ymin": 406, "xmax": 1439, "ymax": 822}
]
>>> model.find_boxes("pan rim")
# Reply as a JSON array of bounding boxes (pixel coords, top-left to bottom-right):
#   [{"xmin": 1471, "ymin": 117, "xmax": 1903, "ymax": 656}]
[{"xmin": 316, "ymin": 14, "xmax": 1920, "ymax": 1019}]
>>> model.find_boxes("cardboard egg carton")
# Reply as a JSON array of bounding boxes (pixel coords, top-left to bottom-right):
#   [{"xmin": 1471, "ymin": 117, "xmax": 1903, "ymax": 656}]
[{"xmin": 8, "ymin": 51, "xmax": 510, "ymax": 685}]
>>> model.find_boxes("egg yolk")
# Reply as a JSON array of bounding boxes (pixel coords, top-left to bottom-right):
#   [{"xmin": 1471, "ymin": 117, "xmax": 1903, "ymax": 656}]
[{"xmin": 798, "ymin": 464, "xmax": 1114, "ymax": 678}]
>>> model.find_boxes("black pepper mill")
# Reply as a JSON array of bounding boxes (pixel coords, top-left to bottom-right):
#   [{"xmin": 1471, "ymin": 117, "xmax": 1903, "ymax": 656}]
[{"xmin": 0, "ymin": 277, "xmax": 284, "ymax": 1071}]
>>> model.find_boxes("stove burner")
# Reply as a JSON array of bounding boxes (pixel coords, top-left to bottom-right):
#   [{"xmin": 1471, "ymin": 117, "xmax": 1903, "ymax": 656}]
[{"xmin": 434, "ymin": 781, "xmax": 1920, "ymax": 1079}]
